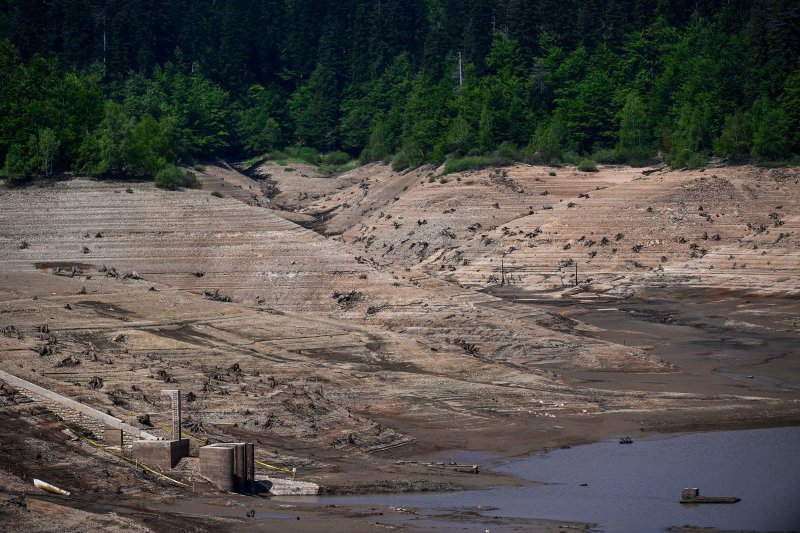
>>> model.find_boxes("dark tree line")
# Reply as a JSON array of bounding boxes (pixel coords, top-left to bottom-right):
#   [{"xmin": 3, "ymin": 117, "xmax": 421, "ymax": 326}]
[{"xmin": 1, "ymin": 0, "xmax": 798, "ymax": 182}]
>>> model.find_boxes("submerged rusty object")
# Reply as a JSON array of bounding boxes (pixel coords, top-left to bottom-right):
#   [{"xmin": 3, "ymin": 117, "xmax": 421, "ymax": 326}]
[{"xmin": 680, "ymin": 488, "xmax": 740, "ymax": 504}]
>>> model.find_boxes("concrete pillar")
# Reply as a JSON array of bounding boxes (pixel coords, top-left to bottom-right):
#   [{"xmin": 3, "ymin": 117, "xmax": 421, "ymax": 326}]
[
  {"xmin": 132, "ymin": 439, "xmax": 190, "ymax": 470},
  {"xmin": 199, "ymin": 444, "xmax": 235, "ymax": 492},
  {"xmin": 246, "ymin": 442, "xmax": 255, "ymax": 493},
  {"xmin": 160, "ymin": 390, "xmax": 181, "ymax": 440},
  {"xmin": 232, "ymin": 443, "xmax": 244, "ymax": 492}
]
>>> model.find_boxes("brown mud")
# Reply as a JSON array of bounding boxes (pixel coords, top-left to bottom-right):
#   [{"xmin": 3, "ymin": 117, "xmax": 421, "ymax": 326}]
[{"xmin": 1, "ymin": 161, "xmax": 798, "ymax": 531}]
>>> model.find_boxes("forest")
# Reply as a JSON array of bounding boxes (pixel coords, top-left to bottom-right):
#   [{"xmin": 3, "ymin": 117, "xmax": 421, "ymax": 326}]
[{"xmin": 1, "ymin": 0, "xmax": 798, "ymax": 183}]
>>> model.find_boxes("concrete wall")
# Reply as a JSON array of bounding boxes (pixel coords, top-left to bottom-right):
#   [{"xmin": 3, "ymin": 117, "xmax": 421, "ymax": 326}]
[
  {"xmin": 0, "ymin": 370, "xmax": 157, "ymax": 440},
  {"xmin": 132, "ymin": 439, "xmax": 190, "ymax": 471},
  {"xmin": 104, "ymin": 426, "xmax": 124, "ymax": 447},
  {"xmin": 199, "ymin": 444, "xmax": 235, "ymax": 492},
  {"xmin": 198, "ymin": 442, "xmax": 255, "ymax": 493}
]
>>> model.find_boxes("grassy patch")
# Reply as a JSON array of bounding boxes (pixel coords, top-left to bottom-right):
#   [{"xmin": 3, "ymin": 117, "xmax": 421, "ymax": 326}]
[
  {"xmin": 443, "ymin": 154, "xmax": 512, "ymax": 175},
  {"xmin": 154, "ymin": 165, "xmax": 202, "ymax": 190},
  {"xmin": 577, "ymin": 159, "xmax": 598, "ymax": 172},
  {"xmin": 321, "ymin": 151, "xmax": 351, "ymax": 166}
]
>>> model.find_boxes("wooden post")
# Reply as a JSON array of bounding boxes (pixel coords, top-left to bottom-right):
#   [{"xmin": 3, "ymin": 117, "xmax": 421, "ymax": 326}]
[{"xmin": 575, "ymin": 263, "xmax": 578, "ymax": 286}]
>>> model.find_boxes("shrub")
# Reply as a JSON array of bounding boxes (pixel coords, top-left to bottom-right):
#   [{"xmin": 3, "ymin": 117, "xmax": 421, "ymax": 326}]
[
  {"xmin": 3, "ymin": 142, "xmax": 36, "ymax": 184},
  {"xmin": 577, "ymin": 159, "xmax": 598, "ymax": 172},
  {"xmin": 265, "ymin": 150, "xmax": 289, "ymax": 162},
  {"xmin": 285, "ymin": 146, "xmax": 320, "ymax": 165},
  {"xmin": 391, "ymin": 151, "xmax": 411, "ymax": 172},
  {"xmin": 495, "ymin": 141, "xmax": 520, "ymax": 160},
  {"xmin": 284, "ymin": 167, "xmax": 295, "ymax": 172},
  {"xmin": 669, "ymin": 149, "xmax": 707, "ymax": 170},
  {"xmin": 322, "ymin": 151, "xmax": 350, "ymax": 165},
  {"xmin": 443, "ymin": 153, "xmax": 513, "ymax": 175},
  {"xmin": 193, "ymin": 163, "xmax": 206, "ymax": 172},
  {"xmin": 444, "ymin": 156, "xmax": 489, "ymax": 174},
  {"xmin": 154, "ymin": 165, "xmax": 201, "ymax": 190},
  {"xmin": 210, "ymin": 191, "xmax": 223, "ymax": 198},
  {"xmin": 592, "ymin": 148, "xmax": 623, "ymax": 165}
]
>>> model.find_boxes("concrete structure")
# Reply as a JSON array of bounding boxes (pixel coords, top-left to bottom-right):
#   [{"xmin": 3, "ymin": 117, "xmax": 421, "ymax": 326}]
[
  {"xmin": 199, "ymin": 442, "xmax": 255, "ymax": 493},
  {"xmin": 257, "ymin": 477, "xmax": 319, "ymax": 496},
  {"xmin": 104, "ymin": 425, "xmax": 124, "ymax": 447},
  {"xmin": 0, "ymin": 370, "xmax": 157, "ymax": 440},
  {"xmin": 132, "ymin": 439, "xmax": 190, "ymax": 471}
]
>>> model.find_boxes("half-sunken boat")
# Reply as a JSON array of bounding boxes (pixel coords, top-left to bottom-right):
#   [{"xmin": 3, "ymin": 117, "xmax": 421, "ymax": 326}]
[{"xmin": 680, "ymin": 488, "xmax": 740, "ymax": 504}]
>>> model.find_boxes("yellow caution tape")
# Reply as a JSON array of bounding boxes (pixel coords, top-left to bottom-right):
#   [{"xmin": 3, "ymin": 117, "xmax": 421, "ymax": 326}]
[
  {"xmin": 64, "ymin": 426, "xmax": 188, "ymax": 488},
  {"xmin": 110, "ymin": 408, "xmax": 297, "ymax": 477},
  {"xmin": 255, "ymin": 460, "xmax": 293, "ymax": 473}
]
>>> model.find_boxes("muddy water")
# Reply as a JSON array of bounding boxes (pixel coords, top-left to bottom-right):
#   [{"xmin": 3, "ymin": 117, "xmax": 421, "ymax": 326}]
[{"xmin": 284, "ymin": 426, "xmax": 800, "ymax": 532}]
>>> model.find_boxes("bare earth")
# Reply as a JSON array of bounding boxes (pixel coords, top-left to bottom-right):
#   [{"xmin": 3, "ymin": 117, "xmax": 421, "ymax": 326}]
[{"xmin": 1, "ymin": 161, "xmax": 798, "ymax": 531}]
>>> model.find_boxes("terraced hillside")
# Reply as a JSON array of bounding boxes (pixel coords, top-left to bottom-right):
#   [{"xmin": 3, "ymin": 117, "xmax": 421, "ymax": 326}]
[
  {"xmin": 306, "ymin": 164, "xmax": 800, "ymax": 297},
  {"xmin": 1, "ymin": 162, "xmax": 798, "ymax": 528}
]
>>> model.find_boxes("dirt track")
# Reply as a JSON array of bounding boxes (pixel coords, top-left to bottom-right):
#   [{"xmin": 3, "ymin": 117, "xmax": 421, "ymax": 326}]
[{"xmin": 1, "ymin": 161, "xmax": 798, "ymax": 531}]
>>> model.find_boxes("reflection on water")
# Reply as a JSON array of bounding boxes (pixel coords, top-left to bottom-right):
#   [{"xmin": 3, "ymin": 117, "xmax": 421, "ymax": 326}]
[{"xmin": 290, "ymin": 426, "xmax": 800, "ymax": 532}]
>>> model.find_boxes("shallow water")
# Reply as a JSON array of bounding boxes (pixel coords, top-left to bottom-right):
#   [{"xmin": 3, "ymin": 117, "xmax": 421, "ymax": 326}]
[{"xmin": 284, "ymin": 426, "xmax": 800, "ymax": 532}]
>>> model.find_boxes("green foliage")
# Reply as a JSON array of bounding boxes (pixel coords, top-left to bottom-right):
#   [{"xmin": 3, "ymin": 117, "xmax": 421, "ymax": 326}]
[
  {"xmin": 210, "ymin": 191, "xmax": 223, "ymax": 197},
  {"xmin": 80, "ymin": 102, "xmax": 175, "ymax": 178},
  {"xmin": 36, "ymin": 128, "xmax": 60, "ymax": 177},
  {"xmin": 322, "ymin": 151, "xmax": 350, "ymax": 166},
  {"xmin": 529, "ymin": 116, "xmax": 569, "ymax": 164},
  {"xmin": 592, "ymin": 148, "xmax": 624, "ymax": 164},
  {"xmin": 669, "ymin": 149, "xmax": 707, "ymax": 170},
  {"xmin": 616, "ymin": 93, "xmax": 652, "ymax": 162},
  {"xmin": 714, "ymin": 112, "xmax": 752, "ymax": 160},
  {"xmin": 577, "ymin": 159, "xmax": 598, "ymax": 172},
  {"xmin": 3, "ymin": 141, "xmax": 36, "ymax": 183},
  {"xmin": 443, "ymin": 153, "xmax": 512, "ymax": 175},
  {"xmin": 154, "ymin": 165, "xmax": 201, "ymax": 190},
  {"xmin": 2, "ymin": 3, "xmax": 800, "ymax": 174},
  {"xmin": 402, "ymin": 76, "xmax": 453, "ymax": 164},
  {"xmin": 237, "ymin": 84, "xmax": 284, "ymax": 153},
  {"xmin": 552, "ymin": 46, "xmax": 621, "ymax": 153},
  {"xmin": 284, "ymin": 146, "xmax": 320, "ymax": 165},
  {"xmin": 750, "ymin": 97, "xmax": 790, "ymax": 161},
  {"xmin": 290, "ymin": 63, "xmax": 339, "ymax": 150},
  {"xmin": 391, "ymin": 151, "xmax": 412, "ymax": 172},
  {"xmin": 780, "ymin": 68, "xmax": 800, "ymax": 153},
  {"xmin": 3, "ymin": 127, "xmax": 61, "ymax": 181}
]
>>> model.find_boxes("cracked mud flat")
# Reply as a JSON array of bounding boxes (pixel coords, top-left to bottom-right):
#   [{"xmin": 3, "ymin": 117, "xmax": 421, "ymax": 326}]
[{"xmin": 0, "ymin": 162, "xmax": 798, "ymax": 531}]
